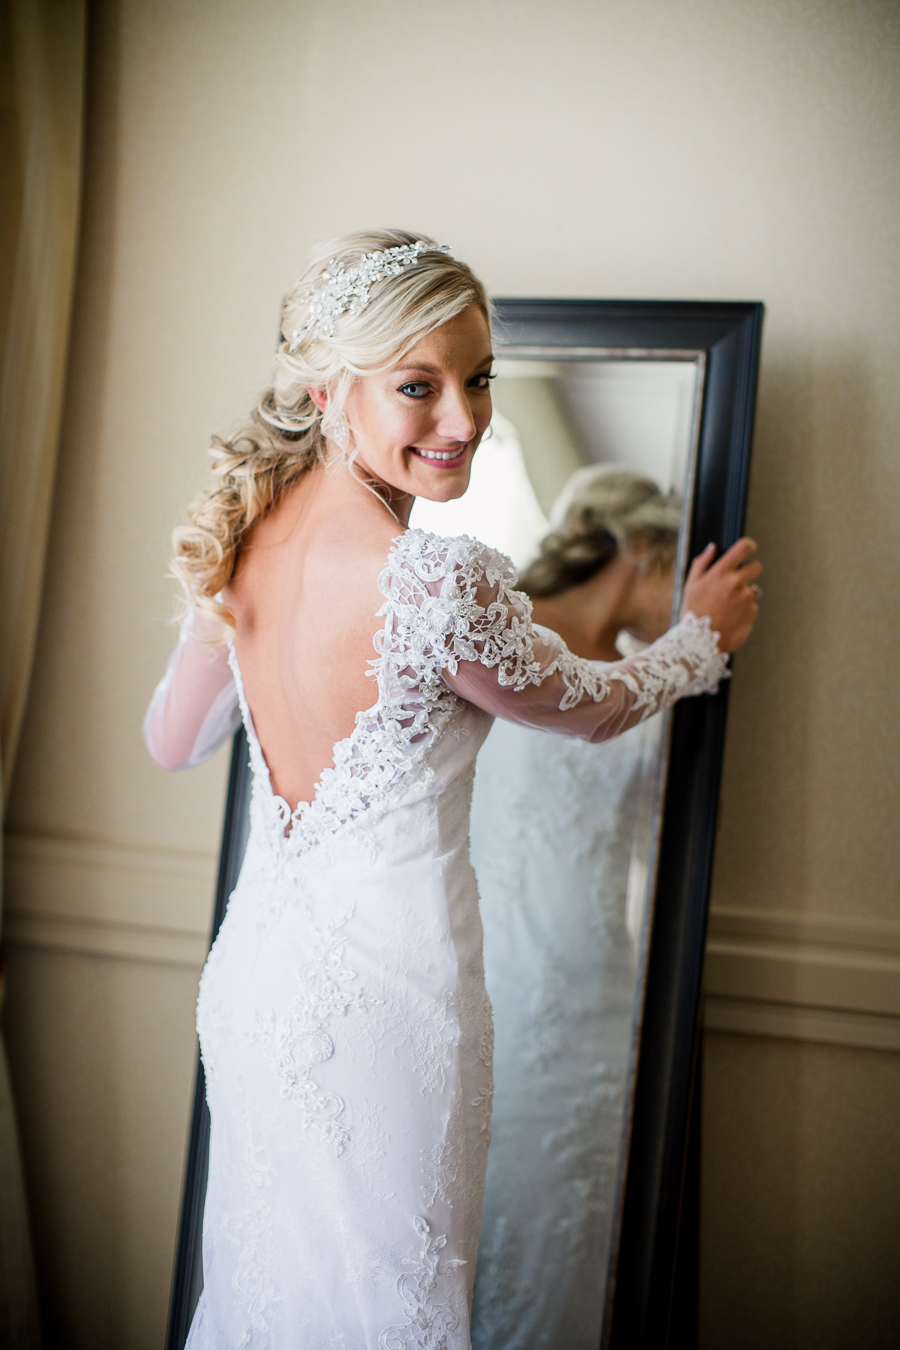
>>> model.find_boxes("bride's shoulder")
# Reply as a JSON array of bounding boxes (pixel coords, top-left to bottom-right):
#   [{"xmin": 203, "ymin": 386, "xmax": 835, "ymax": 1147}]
[{"xmin": 384, "ymin": 527, "xmax": 518, "ymax": 591}]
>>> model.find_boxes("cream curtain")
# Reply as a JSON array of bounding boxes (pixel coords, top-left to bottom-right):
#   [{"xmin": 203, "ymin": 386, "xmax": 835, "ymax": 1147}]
[{"xmin": 0, "ymin": 0, "xmax": 86, "ymax": 1343}]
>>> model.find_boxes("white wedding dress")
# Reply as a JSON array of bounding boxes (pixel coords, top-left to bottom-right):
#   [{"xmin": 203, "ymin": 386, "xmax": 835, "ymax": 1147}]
[{"xmin": 144, "ymin": 530, "xmax": 726, "ymax": 1350}]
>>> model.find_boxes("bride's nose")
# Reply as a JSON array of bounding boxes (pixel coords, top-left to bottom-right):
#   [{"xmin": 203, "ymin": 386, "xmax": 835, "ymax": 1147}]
[{"xmin": 433, "ymin": 383, "xmax": 478, "ymax": 445}]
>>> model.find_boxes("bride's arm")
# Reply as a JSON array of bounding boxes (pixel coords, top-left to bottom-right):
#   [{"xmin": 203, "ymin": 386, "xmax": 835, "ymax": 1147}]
[
  {"xmin": 143, "ymin": 612, "xmax": 240, "ymax": 770},
  {"xmin": 442, "ymin": 593, "xmax": 728, "ymax": 742},
  {"xmin": 424, "ymin": 537, "xmax": 760, "ymax": 741}
]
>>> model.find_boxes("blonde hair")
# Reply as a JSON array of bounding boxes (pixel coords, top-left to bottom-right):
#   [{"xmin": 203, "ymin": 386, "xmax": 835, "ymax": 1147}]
[
  {"xmin": 520, "ymin": 465, "xmax": 682, "ymax": 598},
  {"xmin": 171, "ymin": 229, "xmax": 491, "ymax": 639}
]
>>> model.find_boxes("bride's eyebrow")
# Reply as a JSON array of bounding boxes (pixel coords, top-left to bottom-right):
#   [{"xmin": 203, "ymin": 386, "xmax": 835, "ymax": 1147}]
[
  {"xmin": 391, "ymin": 354, "xmax": 496, "ymax": 379},
  {"xmin": 392, "ymin": 363, "xmax": 442, "ymax": 377}
]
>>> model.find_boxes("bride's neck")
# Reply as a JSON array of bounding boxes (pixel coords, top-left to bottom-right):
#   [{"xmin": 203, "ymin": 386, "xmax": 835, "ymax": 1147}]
[
  {"xmin": 273, "ymin": 454, "xmax": 414, "ymax": 544},
  {"xmin": 323, "ymin": 445, "xmax": 415, "ymax": 528},
  {"xmin": 529, "ymin": 555, "xmax": 639, "ymax": 661}
]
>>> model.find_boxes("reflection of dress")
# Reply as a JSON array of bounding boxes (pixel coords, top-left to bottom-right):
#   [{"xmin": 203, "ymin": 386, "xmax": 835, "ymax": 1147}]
[
  {"xmin": 470, "ymin": 715, "xmax": 662, "ymax": 1350},
  {"xmin": 144, "ymin": 531, "xmax": 724, "ymax": 1350}
]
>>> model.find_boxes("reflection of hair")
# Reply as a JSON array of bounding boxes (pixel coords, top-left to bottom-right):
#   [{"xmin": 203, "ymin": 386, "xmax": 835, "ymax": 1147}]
[
  {"xmin": 171, "ymin": 229, "xmax": 491, "ymax": 638},
  {"xmin": 520, "ymin": 465, "xmax": 681, "ymax": 598}
]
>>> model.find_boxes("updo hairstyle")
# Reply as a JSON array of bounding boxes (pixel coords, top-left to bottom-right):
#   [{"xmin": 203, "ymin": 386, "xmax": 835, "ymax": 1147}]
[
  {"xmin": 520, "ymin": 465, "xmax": 682, "ymax": 598},
  {"xmin": 171, "ymin": 229, "xmax": 491, "ymax": 639}
]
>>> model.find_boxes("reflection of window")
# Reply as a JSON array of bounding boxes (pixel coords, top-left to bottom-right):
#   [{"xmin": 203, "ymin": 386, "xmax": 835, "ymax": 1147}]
[
  {"xmin": 409, "ymin": 411, "xmax": 549, "ymax": 570},
  {"xmin": 549, "ymin": 361, "xmax": 697, "ymax": 494},
  {"xmin": 492, "ymin": 359, "xmax": 699, "ymax": 502},
  {"xmin": 490, "ymin": 372, "xmax": 584, "ymax": 515}
]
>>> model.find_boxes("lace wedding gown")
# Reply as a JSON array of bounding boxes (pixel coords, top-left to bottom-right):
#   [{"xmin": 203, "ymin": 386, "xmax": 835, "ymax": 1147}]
[
  {"xmin": 469, "ymin": 715, "xmax": 661, "ymax": 1350},
  {"xmin": 144, "ymin": 530, "xmax": 726, "ymax": 1350}
]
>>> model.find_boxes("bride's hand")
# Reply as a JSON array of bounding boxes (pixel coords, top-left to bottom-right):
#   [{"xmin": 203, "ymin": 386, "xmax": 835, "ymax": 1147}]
[{"xmin": 682, "ymin": 538, "xmax": 762, "ymax": 653}]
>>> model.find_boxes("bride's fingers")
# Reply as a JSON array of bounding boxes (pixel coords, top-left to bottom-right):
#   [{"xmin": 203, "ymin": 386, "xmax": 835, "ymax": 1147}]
[
  {"xmin": 713, "ymin": 537, "xmax": 757, "ymax": 574},
  {"xmin": 737, "ymin": 559, "xmax": 764, "ymax": 584},
  {"xmin": 687, "ymin": 542, "xmax": 716, "ymax": 580}
]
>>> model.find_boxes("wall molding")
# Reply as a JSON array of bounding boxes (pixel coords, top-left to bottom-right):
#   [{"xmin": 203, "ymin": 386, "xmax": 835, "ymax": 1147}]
[
  {"xmin": 704, "ymin": 996, "xmax": 900, "ymax": 1051},
  {"xmin": 3, "ymin": 831, "xmax": 216, "ymax": 968},
  {"xmin": 704, "ymin": 906, "xmax": 900, "ymax": 1020},
  {"xmin": 5, "ymin": 834, "xmax": 900, "ymax": 1050}
]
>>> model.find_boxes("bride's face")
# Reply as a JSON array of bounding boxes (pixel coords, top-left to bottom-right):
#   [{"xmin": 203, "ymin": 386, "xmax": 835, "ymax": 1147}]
[{"xmin": 342, "ymin": 305, "xmax": 494, "ymax": 503}]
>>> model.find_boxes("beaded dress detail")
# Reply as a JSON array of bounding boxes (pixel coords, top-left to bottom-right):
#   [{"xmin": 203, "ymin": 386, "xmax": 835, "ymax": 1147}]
[{"xmin": 145, "ymin": 530, "xmax": 727, "ymax": 1349}]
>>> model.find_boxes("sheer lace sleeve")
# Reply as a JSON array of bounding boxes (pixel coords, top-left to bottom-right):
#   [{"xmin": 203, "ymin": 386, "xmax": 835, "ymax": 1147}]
[
  {"xmin": 380, "ymin": 531, "xmax": 729, "ymax": 743},
  {"xmin": 143, "ymin": 612, "xmax": 240, "ymax": 770}
]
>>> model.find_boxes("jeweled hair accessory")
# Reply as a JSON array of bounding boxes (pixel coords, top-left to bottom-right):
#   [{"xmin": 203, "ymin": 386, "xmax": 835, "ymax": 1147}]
[{"xmin": 288, "ymin": 241, "xmax": 451, "ymax": 348}]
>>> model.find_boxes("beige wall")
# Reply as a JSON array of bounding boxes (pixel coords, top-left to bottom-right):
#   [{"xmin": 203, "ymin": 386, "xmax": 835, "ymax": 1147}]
[
  {"xmin": 3, "ymin": 0, "xmax": 899, "ymax": 1346},
  {"xmin": 702, "ymin": 1030, "xmax": 900, "ymax": 1350}
]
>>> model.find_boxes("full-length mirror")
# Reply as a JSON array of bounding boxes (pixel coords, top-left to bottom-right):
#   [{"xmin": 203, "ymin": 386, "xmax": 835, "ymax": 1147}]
[{"xmin": 167, "ymin": 299, "xmax": 762, "ymax": 1350}]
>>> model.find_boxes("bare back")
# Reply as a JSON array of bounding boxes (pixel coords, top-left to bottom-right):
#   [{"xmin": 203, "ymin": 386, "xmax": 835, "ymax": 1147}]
[{"xmin": 224, "ymin": 466, "xmax": 403, "ymax": 809}]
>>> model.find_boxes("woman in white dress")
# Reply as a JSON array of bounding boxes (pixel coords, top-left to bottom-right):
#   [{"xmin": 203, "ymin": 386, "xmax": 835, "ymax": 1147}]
[
  {"xmin": 143, "ymin": 230, "xmax": 760, "ymax": 1349},
  {"xmin": 470, "ymin": 469, "xmax": 683, "ymax": 1350}
]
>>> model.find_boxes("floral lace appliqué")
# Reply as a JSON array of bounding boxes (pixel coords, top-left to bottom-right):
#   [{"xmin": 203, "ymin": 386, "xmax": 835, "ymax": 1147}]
[
  {"xmin": 379, "ymin": 1217, "xmax": 467, "ymax": 1350},
  {"xmin": 252, "ymin": 899, "xmax": 375, "ymax": 1155}
]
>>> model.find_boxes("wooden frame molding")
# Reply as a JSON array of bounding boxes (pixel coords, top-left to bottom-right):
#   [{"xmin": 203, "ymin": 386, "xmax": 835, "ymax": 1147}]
[
  {"xmin": 704, "ymin": 906, "xmax": 900, "ymax": 1050},
  {"xmin": 705, "ymin": 906, "xmax": 900, "ymax": 1016},
  {"xmin": 6, "ymin": 836, "xmax": 899, "ymax": 1053},
  {"xmin": 704, "ymin": 996, "xmax": 900, "ymax": 1051},
  {"xmin": 3, "ymin": 831, "xmax": 215, "ymax": 968}
]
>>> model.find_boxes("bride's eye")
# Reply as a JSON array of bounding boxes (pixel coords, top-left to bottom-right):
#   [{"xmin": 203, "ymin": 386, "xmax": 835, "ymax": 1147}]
[
  {"xmin": 470, "ymin": 373, "xmax": 495, "ymax": 390},
  {"xmin": 398, "ymin": 382, "xmax": 431, "ymax": 399}
]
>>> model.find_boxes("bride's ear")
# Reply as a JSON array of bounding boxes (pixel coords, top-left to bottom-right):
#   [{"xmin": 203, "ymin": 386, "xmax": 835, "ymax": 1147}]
[{"xmin": 308, "ymin": 387, "xmax": 328, "ymax": 414}]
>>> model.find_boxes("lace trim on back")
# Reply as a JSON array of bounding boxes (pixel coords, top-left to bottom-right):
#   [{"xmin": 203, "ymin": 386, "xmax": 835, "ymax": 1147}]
[{"xmin": 228, "ymin": 531, "xmax": 491, "ymax": 858}]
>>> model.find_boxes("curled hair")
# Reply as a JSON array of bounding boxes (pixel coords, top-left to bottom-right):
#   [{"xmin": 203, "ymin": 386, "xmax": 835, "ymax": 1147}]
[
  {"xmin": 171, "ymin": 229, "xmax": 491, "ymax": 639},
  {"xmin": 520, "ymin": 466, "xmax": 681, "ymax": 598}
]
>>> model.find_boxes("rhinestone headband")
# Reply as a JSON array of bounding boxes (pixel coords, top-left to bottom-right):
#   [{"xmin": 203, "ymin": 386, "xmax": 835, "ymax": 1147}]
[{"xmin": 288, "ymin": 241, "xmax": 451, "ymax": 348}]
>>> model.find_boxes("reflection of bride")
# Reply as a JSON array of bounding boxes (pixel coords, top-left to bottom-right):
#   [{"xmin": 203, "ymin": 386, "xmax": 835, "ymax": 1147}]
[{"xmin": 471, "ymin": 468, "xmax": 681, "ymax": 1350}]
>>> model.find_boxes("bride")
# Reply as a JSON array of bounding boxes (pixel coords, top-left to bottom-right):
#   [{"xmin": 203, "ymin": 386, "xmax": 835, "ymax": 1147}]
[{"xmin": 144, "ymin": 230, "xmax": 761, "ymax": 1349}]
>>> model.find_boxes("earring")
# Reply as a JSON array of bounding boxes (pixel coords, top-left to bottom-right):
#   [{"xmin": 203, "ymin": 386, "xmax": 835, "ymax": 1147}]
[{"xmin": 327, "ymin": 413, "xmax": 351, "ymax": 452}]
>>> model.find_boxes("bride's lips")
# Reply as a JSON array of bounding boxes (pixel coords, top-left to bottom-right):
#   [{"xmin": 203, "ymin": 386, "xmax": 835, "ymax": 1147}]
[{"xmin": 409, "ymin": 445, "xmax": 469, "ymax": 469}]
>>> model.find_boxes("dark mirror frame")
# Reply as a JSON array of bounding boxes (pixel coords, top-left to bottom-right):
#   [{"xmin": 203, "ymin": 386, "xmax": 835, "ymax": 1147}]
[{"xmin": 166, "ymin": 298, "xmax": 763, "ymax": 1350}]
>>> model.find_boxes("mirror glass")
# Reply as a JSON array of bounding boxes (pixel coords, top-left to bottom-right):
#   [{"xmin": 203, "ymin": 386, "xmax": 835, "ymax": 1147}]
[{"xmin": 410, "ymin": 354, "xmax": 702, "ymax": 1348}]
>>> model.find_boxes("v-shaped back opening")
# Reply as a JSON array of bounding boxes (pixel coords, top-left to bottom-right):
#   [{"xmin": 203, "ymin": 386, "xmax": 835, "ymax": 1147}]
[
  {"xmin": 227, "ymin": 530, "xmax": 427, "ymax": 845},
  {"xmin": 225, "ymin": 529, "xmax": 481, "ymax": 855},
  {"xmin": 228, "ymin": 645, "xmax": 383, "ymax": 833},
  {"xmin": 226, "ymin": 533, "xmax": 417, "ymax": 831}
]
